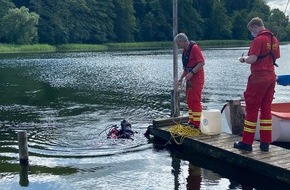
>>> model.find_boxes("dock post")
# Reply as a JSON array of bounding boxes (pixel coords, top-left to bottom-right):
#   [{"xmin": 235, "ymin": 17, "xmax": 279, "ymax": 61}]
[
  {"xmin": 18, "ymin": 130, "xmax": 29, "ymax": 186},
  {"xmin": 171, "ymin": 0, "xmax": 180, "ymax": 117},
  {"xmin": 171, "ymin": 89, "xmax": 180, "ymax": 117},
  {"xmin": 229, "ymin": 100, "xmax": 244, "ymax": 136},
  {"xmin": 18, "ymin": 130, "xmax": 29, "ymax": 165}
]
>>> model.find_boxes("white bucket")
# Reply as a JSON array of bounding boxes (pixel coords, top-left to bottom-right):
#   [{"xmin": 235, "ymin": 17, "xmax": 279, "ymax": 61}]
[{"xmin": 200, "ymin": 109, "xmax": 222, "ymax": 135}]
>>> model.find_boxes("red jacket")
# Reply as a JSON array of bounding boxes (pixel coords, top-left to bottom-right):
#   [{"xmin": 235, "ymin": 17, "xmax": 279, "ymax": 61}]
[
  {"xmin": 248, "ymin": 30, "xmax": 280, "ymax": 73},
  {"xmin": 183, "ymin": 44, "xmax": 205, "ymax": 84}
]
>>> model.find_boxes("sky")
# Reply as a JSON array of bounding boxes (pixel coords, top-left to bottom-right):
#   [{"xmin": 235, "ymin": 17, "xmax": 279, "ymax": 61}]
[{"xmin": 265, "ymin": 0, "xmax": 290, "ymax": 16}]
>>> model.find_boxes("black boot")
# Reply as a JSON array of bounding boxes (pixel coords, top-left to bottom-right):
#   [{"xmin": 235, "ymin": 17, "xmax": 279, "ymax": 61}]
[
  {"xmin": 260, "ymin": 142, "xmax": 269, "ymax": 152},
  {"xmin": 233, "ymin": 141, "xmax": 252, "ymax": 151}
]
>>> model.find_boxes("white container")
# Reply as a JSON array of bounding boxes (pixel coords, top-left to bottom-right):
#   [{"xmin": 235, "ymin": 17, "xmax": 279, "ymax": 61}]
[{"xmin": 201, "ymin": 109, "xmax": 222, "ymax": 135}]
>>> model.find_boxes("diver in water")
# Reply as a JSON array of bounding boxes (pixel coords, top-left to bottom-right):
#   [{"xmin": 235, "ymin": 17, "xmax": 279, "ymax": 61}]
[
  {"xmin": 107, "ymin": 120, "xmax": 135, "ymax": 140},
  {"xmin": 119, "ymin": 120, "xmax": 134, "ymax": 138}
]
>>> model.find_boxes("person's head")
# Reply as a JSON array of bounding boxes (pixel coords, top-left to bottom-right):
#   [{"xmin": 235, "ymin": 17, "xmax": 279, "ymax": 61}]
[
  {"xmin": 247, "ymin": 17, "xmax": 265, "ymax": 37},
  {"xmin": 174, "ymin": 33, "xmax": 189, "ymax": 48},
  {"xmin": 121, "ymin": 120, "xmax": 132, "ymax": 131}
]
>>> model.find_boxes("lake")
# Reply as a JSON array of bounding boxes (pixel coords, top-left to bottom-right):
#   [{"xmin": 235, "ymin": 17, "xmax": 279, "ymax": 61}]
[{"xmin": 1, "ymin": 44, "xmax": 290, "ymax": 190}]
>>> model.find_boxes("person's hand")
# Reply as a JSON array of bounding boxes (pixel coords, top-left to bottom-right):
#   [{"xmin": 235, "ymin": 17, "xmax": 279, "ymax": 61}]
[
  {"xmin": 239, "ymin": 57, "xmax": 245, "ymax": 63},
  {"xmin": 185, "ymin": 72, "xmax": 193, "ymax": 80},
  {"xmin": 239, "ymin": 53, "xmax": 246, "ymax": 63},
  {"xmin": 178, "ymin": 78, "xmax": 183, "ymax": 85}
]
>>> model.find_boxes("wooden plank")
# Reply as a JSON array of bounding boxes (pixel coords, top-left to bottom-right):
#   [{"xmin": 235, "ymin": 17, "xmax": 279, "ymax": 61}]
[
  {"xmin": 153, "ymin": 116, "xmax": 188, "ymax": 127},
  {"xmin": 195, "ymin": 134, "xmax": 238, "ymax": 143},
  {"xmin": 283, "ymin": 163, "xmax": 290, "ymax": 170},
  {"xmin": 250, "ymin": 150, "xmax": 290, "ymax": 163}
]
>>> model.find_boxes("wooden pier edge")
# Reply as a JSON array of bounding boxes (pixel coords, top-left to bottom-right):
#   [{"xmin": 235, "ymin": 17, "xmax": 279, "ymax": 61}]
[
  {"xmin": 148, "ymin": 117, "xmax": 290, "ymax": 187},
  {"xmin": 152, "ymin": 116, "xmax": 188, "ymax": 128}
]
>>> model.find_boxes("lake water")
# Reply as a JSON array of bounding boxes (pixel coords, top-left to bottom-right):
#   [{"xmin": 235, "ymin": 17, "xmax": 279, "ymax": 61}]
[{"xmin": 1, "ymin": 44, "xmax": 290, "ymax": 190}]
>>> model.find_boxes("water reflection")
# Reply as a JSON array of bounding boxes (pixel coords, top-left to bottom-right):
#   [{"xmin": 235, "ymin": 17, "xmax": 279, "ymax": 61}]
[
  {"xmin": 19, "ymin": 164, "xmax": 29, "ymax": 187},
  {"xmin": 187, "ymin": 163, "xmax": 202, "ymax": 190},
  {"xmin": 169, "ymin": 146, "xmax": 234, "ymax": 190}
]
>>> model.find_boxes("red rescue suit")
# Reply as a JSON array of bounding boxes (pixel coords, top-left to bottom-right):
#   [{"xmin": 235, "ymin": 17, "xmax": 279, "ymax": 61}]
[
  {"xmin": 242, "ymin": 30, "xmax": 280, "ymax": 144},
  {"xmin": 183, "ymin": 44, "xmax": 205, "ymax": 127}
]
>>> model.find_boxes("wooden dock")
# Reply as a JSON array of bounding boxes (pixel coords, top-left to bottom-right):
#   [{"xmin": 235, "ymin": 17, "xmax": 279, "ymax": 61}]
[{"xmin": 148, "ymin": 116, "xmax": 290, "ymax": 188}]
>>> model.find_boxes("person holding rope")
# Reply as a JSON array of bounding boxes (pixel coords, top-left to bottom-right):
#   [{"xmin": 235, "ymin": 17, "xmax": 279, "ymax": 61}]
[
  {"xmin": 234, "ymin": 17, "xmax": 280, "ymax": 152},
  {"xmin": 174, "ymin": 33, "xmax": 205, "ymax": 130}
]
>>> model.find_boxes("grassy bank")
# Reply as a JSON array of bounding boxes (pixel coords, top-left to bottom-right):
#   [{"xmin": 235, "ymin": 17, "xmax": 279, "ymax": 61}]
[
  {"xmin": 0, "ymin": 40, "xmax": 252, "ymax": 54},
  {"xmin": 198, "ymin": 40, "xmax": 251, "ymax": 48},
  {"xmin": 105, "ymin": 41, "xmax": 173, "ymax": 50},
  {"xmin": 0, "ymin": 44, "xmax": 56, "ymax": 53},
  {"xmin": 57, "ymin": 44, "xmax": 108, "ymax": 52}
]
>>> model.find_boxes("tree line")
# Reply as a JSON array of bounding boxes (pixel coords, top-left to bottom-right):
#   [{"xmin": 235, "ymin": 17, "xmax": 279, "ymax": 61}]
[{"xmin": 0, "ymin": 0, "xmax": 289, "ymax": 45}]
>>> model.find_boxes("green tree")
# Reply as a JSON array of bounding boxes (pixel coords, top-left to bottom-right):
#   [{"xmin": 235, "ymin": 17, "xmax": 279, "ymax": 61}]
[
  {"xmin": 223, "ymin": 0, "xmax": 251, "ymax": 15},
  {"xmin": 2, "ymin": 0, "xmax": 289, "ymax": 44},
  {"xmin": 178, "ymin": 0, "xmax": 204, "ymax": 40},
  {"xmin": 149, "ymin": 0, "xmax": 171, "ymax": 41},
  {"xmin": 0, "ymin": 0, "xmax": 15, "ymax": 42},
  {"xmin": 29, "ymin": 0, "xmax": 69, "ymax": 44},
  {"xmin": 135, "ymin": 0, "xmax": 172, "ymax": 41},
  {"xmin": 247, "ymin": 0, "xmax": 271, "ymax": 22},
  {"xmin": 159, "ymin": 0, "xmax": 174, "ymax": 40},
  {"xmin": 195, "ymin": 0, "xmax": 213, "ymax": 18},
  {"xmin": 0, "ymin": 0, "xmax": 15, "ymax": 18},
  {"xmin": 231, "ymin": 10, "xmax": 248, "ymax": 39},
  {"xmin": 12, "ymin": 0, "xmax": 30, "ymax": 7},
  {"xmin": 113, "ymin": 0, "xmax": 136, "ymax": 42},
  {"xmin": 65, "ymin": 0, "xmax": 91, "ymax": 43},
  {"xmin": 267, "ymin": 8, "xmax": 289, "ymax": 41},
  {"xmin": 140, "ymin": 12, "xmax": 154, "ymax": 41},
  {"xmin": 203, "ymin": 0, "xmax": 232, "ymax": 39},
  {"xmin": 80, "ymin": 0, "xmax": 115, "ymax": 43},
  {"xmin": 0, "ymin": 6, "xmax": 39, "ymax": 44},
  {"xmin": 285, "ymin": 22, "xmax": 290, "ymax": 41},
  {"xmin": 30, "ymin": 0, "xmax": 115, "ymax": 44},
  {"xmin": 133, "ymin": 0, "xmax": 147, "ymax": 41}
]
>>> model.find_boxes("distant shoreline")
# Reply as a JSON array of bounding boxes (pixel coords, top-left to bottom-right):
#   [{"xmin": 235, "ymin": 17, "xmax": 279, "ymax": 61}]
[{"xmin": 0, "ymin": 40, "xmax": 288, "ymax": 54}]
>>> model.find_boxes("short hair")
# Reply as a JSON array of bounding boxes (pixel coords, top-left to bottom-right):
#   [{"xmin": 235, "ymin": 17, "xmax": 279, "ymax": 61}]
[
  {"xmin": 247, "ymin": 17, "xmax": 264, "ymax": 29},
  {"xmin": 174, "ymin": 33, "xmax": 188, "ymax": 43}
]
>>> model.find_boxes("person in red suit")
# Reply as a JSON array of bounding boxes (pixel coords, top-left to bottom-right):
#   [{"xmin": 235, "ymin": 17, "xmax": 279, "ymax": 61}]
[
  {"xmin": 234, "ymin": 17, "xmax": 280, "ymax": 152},
  {"xmin": 174, "ymin": 33, "xmax": 205, "ymax": 129}
]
